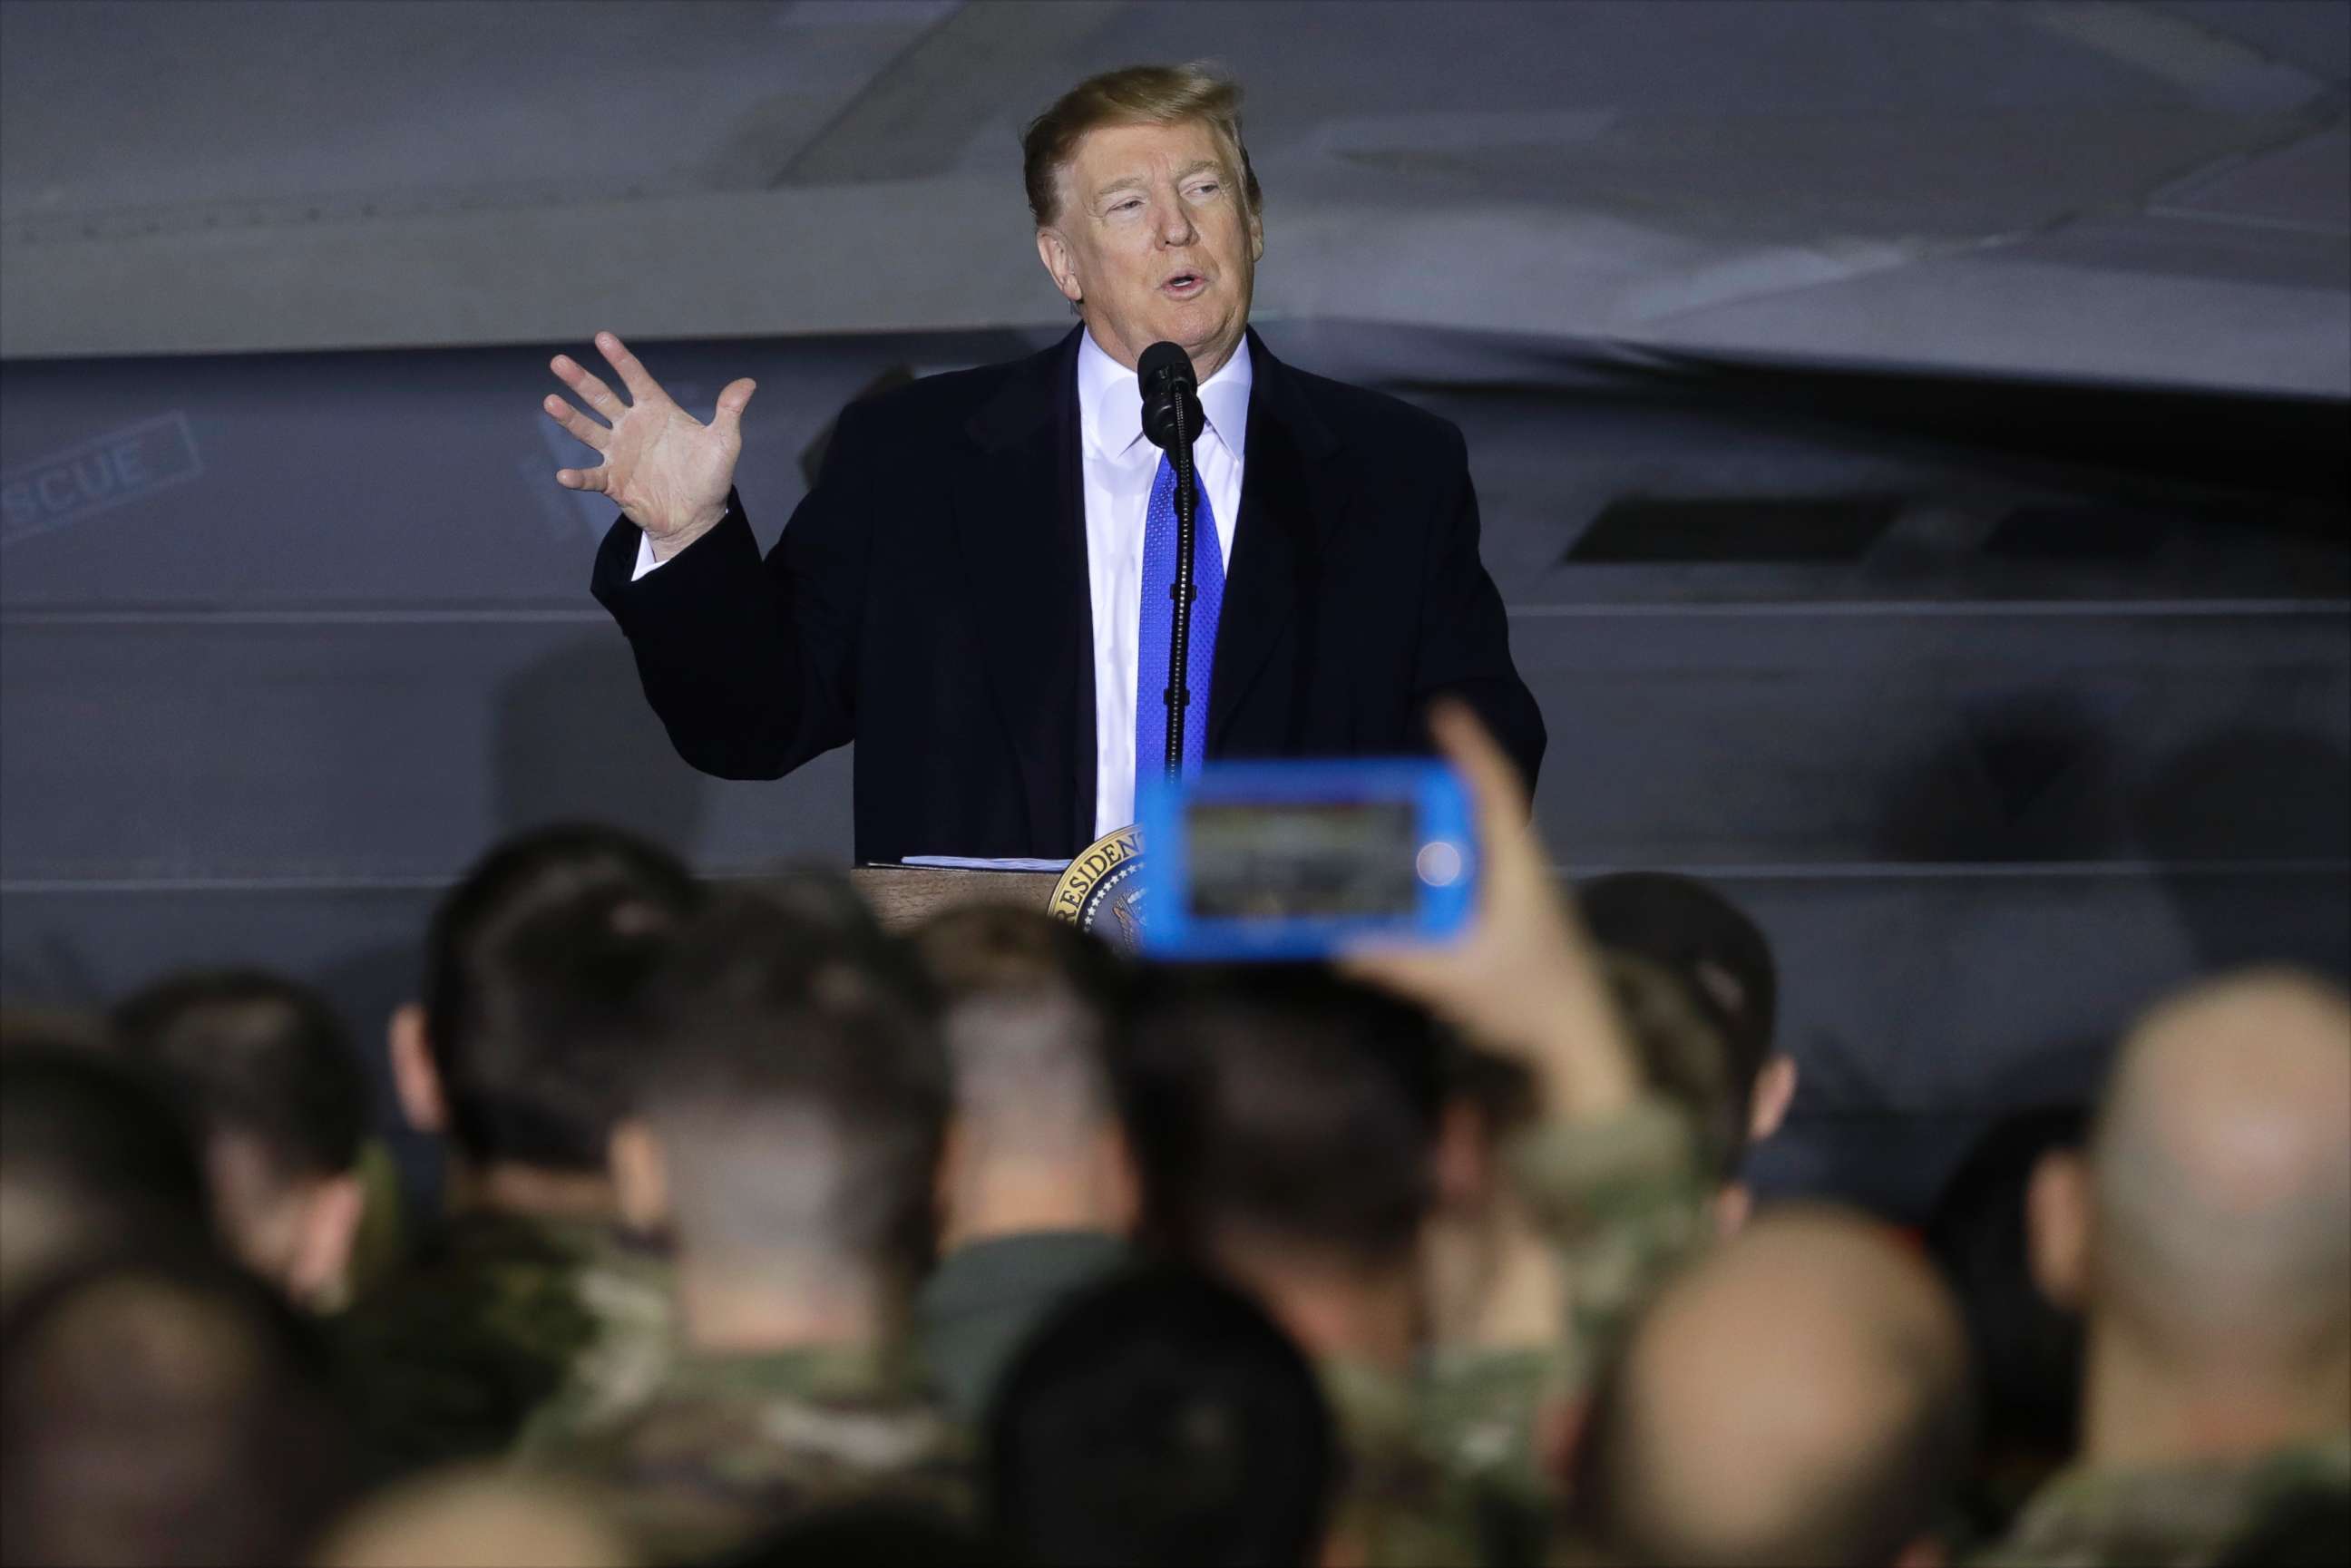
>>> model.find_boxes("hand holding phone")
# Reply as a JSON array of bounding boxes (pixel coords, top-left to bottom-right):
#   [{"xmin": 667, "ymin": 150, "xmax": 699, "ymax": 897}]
[{"xmin": 1136, "ymin": 758, "xmax": 1477, "ymax": 961}]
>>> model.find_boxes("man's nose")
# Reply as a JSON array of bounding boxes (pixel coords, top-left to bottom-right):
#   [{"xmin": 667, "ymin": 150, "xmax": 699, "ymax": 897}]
[{"xmin": 1156, "ymin": 198, "xmax": 1196, "ymax": 245}]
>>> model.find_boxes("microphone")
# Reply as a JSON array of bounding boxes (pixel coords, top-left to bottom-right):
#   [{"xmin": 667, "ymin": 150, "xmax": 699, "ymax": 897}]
[
  {"xmin": 1137, "ymin": 341, "xmax": 1206, "ymax": 780},
  {"xmin": 1138, "ymin": 340, "xmax": 1205, "ymax": 453}
]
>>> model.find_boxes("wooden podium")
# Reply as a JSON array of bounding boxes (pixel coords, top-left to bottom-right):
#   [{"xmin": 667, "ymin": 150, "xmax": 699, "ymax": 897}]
[
  {"xmin": 848, "ymin": 865, "xmax": 1063, "ymax": 931},
  {"xmin": 847, "ymin": 829, "xmax": 1143, "ymax": 938}
]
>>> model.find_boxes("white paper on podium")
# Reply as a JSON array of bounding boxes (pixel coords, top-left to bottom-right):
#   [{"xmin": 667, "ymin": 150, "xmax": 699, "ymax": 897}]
[{"xmin": 899, "ymin": 855, "xmax": 1073, "ymax": 873}]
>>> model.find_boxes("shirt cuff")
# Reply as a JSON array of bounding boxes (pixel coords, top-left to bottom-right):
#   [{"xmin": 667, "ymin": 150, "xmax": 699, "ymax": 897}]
[{"xmin": 629, "ymin": 531, "xmax": 663, "ymax": 581}]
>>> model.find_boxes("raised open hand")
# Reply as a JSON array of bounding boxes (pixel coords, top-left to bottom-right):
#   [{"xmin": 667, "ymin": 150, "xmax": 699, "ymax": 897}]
[{"xmin": 543, "ymin": 330, "xmax": 756, "ymax": 559}]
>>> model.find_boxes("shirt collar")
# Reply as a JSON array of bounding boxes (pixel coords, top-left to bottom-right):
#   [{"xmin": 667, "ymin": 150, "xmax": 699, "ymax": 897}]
[{"xmin": 1078, "ymin": 326, "xmax": 1254, "ymax": 463}]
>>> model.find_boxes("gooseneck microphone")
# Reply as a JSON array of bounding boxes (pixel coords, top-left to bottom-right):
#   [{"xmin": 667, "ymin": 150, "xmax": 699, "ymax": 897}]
[{"xmin": 1138, "ymin": 341, "xmax": 1207, "ymax": 779}]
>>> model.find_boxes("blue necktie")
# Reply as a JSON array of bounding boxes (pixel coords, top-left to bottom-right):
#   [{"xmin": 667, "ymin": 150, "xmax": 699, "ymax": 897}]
[{"xmin": 1135, "ymin": 453, "xmax": 1224, "ymax": 785}]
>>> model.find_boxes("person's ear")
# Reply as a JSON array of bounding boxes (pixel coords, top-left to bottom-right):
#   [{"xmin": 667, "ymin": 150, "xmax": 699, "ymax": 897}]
[
  {"xmin": 933, "ymin": 1117, "xmax": 971, "ymax": 1230},
  {"xmin": 1248, "ymin": 207, "xmax": 1264, "ymax": 263},
  {"xmin": 608, "ymin": 1120, "xmax": 669, "ymax": 1238},
  {"xmin": 386, "ymin": 1005, "xmax": 446, "ymax": 1135},
  {"xmin": 1433, "ymin": 1099, "xmax": 1490, "ymax": 1212},
  {"xmin": 1092, "ymin": 1122, "xmax": 1141, "ymax": 1237},
  {"xmin": 1538, "ymin": 1392, "xmax": 1592, "ymax": 1493},
  {"xmin": 2028, "ymin": 1147, "xmax": 2092, "ymax": 1311},
  {"xmin": 1749, "ymin": 1054, "xmax": 1799, "ymax": 1144},
  {"xmin": 1713, "ymin": 1182, "xmax": 1753, "ymax": 1239},
  {"xmin": 287, "ymin": 1173, "xmax": 366, "ymax": 1312},
  {"xmin": 1035, "ymin": 228, "xmax": 1082, "ymax": 305},
  {"xmin": 1890, "ymin": 1534, "xmax": 1947, "ymax": 1568},
  {"xmin": 1317, "ymin": 1521, "xmax": 1369, "ymax": 1568}
]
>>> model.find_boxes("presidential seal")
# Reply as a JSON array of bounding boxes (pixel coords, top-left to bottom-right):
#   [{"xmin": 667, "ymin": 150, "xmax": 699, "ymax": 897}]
[{"xmin": 1048, "ymin": 825, "xmax": 1149, "ymax": 954}]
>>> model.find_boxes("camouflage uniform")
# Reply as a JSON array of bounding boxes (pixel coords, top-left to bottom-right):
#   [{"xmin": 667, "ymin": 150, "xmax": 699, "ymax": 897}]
[
  {"xmin": 1970, "ymin": 1432, "xmax": 2351, "ymax": 1568},
  {"xmin": 915, "ymin": 1230, "xmax": 1128, "ymax": 1427},
  {"xmin": 334, "ymin": 1209, "xmax": 674, "ymax": 1477},
  {"xmin": 1418, "ymin": 1344, "xmax": 1575, "ymax": 1529},
  {"xmin": 340, "ymin": 1138, "xmax": 410, "ymax": 1307},
  {"xmin": 1501, "ymin": 1097, "xmax": 1712, "ymax": 1402},
  {"xmin": 1322, "ymin": 1356, "xmax": 1487, "ymax": 1567},
  {"xmin": 1319, "ymin": 1099, "xmax": 1712, "ymax": 1567},
  {"xmin": 541, "ymin": 1342, "xmax": 969, "ymax": 1565}
]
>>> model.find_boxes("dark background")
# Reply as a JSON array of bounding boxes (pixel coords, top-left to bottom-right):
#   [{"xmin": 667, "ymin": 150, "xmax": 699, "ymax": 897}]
[
  {"xmin": 6, "ymin": 324, "xmax": 2343, "ymax": 1213},
  {"xmin": 4, "ymin": 2, "xmax": 2346, "ymax": 1214}
]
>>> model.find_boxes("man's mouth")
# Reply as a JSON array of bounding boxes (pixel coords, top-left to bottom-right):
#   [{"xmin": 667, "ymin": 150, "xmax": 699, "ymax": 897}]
[{"xmin": 1161, "ymin": 271, "xmax": 1206, "ymax": 298}]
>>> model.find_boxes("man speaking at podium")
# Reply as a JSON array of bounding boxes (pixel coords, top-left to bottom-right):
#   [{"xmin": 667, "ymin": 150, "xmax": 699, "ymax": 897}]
[{"xmin": 552, "ymin": 64, "xmax": 1543, "ymax": 864}]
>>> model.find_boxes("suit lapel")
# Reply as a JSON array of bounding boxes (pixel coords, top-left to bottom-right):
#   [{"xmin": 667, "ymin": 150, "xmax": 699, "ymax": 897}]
[
  {"xmin": 1212, "ymin": 328, "xmax": 1346, "ymax": 750},
  {"xmin": 957, "ymin": 327, "xmax": 1094, "ymax": 854}
]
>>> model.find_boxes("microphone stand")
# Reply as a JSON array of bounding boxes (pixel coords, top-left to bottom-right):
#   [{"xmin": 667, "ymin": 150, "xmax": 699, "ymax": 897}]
[
  {"xmin": 1164, "ymin": 408, "xmax": 1200, "ymax": 780},
  {"xmin": 1139, "ymin": 339, "xmax": 1208, "ymax": 784}
]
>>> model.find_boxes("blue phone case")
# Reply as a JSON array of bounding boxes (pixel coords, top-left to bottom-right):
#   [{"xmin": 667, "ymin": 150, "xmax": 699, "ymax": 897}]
[{"xmin": 1136, "ymin": 758, "xmax": 1477, "ymax": 960}]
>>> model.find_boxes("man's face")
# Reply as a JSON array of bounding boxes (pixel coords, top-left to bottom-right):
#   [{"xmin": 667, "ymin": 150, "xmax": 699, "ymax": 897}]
[{"xmin": 1037, "ymin": 118, "xmax": 1263, "ymax": 379}]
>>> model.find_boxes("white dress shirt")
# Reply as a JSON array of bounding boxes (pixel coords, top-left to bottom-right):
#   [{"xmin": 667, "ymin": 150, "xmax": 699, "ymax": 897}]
[
  {"xmin": 633, "ymin": 327, "xmax": 1252, "ymax": 842},
  {"xmin": 1076, "ymin": 327, "xmax": 1251, "ymax": 838}
]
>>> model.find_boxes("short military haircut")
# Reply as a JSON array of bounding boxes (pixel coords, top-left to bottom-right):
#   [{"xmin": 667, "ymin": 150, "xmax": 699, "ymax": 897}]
[
  {"xmin": 911, "ymin": 906, "xmax": 1127, "ymax": 1152},
  {"xmin": 2089, "ymin": 970, "xmax": 2351, "ymax": 1364},
  {"xmin": 1604, "ymin": 951, "xmax": 1745, "ymax": 1184},
  {"xmin": 0, "ymin": 1051, "xmax": 210, "ymax": 1298},
  {"xmin": 1578, "ymin": 1353, "xmax": 1971, "ymax": 1568},
  {"xmin": 746, "ymin": 863, "xmax": 896, "ymax": 958},
  {"xmin": 640, "ymin": 893, "xmax": 950, "ymax": 1281},
  {"xmin": 1574, "ymin": 1211, "xmax": 1974, "ymax": 1568},
  {"xmin": 113, "ymin": 969, "xmax": 368, "ymax": 1183},
  {"xmin": 422, "ymin": 824, "xmax": 698, "ymax": 1170},
  {"xmin": 313, "ymin": 1471, "xmax": 637, "ymax": 1568},
  {"xmin": 909, "ymin": 903, "xmax": 1127, "ymax": 1013},
  {"xmin": 1579, "ymin": 871, "xmax": 1778, "ymax": 1091},
  {"xmin": 989, "ymin": 1266, "xmax": 1334, "ymax": 1568},
  {"xmin": 0, "ymin": 1250, "xmax": 354, "ymax": 1567},
  {"xmin": 1021, "ymin": 62, "xmax": 1263, "ymax": 229},
  {"xmin": 1119, "ymin": 966, "xmax": 1445, "ymax": 1272}
]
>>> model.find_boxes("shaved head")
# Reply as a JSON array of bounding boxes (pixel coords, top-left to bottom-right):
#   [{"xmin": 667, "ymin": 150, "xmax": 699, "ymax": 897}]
[
  {"xmin": 0, "ymin": 1257, "xmax": 352, "ymax": 1567},
  {"xmin": 2089, "ymin": 969, "xmax": 2351, "ymax": 1368},
  {"xmin": 1581, "ymin": 1206, "xmax": 1971, "ymax": 1567},
  {"xmin": 315, "ymin": 1469, "xmax": 634, "ymax": 1568}
]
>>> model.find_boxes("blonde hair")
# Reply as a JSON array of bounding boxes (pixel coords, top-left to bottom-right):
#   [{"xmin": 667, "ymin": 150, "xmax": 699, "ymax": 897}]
[{"xmin": 1021, "ymin": 62, "xmax": 1263, "ymax": 229}]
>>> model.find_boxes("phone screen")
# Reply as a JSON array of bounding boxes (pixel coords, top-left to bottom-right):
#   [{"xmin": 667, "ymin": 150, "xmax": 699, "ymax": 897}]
[{"xmin": 1184, "ymin": 799, "xmax": 1423, "ymax": 920}]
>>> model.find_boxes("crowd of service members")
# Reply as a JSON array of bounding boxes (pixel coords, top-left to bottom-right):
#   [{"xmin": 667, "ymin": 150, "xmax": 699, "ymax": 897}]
[{"xmin": 2, "ymin": 706, "xmax": 2345, "ymax": 1568}]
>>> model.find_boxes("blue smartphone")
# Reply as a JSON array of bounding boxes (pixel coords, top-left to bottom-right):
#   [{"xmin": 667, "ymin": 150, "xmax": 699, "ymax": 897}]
[{"xmin": 1136, "ymin": 758, "xmax": 1478, "ymax": 960}]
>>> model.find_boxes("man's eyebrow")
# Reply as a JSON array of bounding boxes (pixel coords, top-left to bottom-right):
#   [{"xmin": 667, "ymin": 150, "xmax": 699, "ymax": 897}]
[{"xmin": 1091, "ymin": 161, "xmax": 1225, "ymax": 203}]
